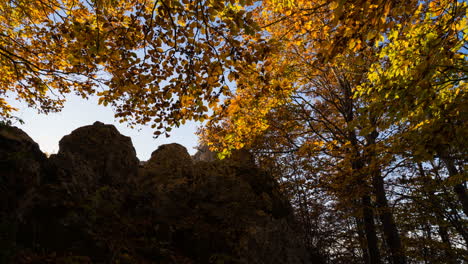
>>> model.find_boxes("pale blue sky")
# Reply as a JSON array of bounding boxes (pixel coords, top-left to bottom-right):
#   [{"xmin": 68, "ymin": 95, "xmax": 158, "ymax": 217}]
[{"xmin": 11, "ymin": 94, "xmax": 200, "ymax": 161}]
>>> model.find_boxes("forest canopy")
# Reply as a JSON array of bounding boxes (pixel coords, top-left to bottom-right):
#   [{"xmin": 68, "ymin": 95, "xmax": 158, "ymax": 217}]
[
  {"xmin": 200, "ymin": 1, "xmax": 467, "ymax": 263},
  {"xmin": 0, "ymin": 0, "xmax": 258, "ymax": 134},
  {"xmin": 1, "ymin": 0, "xmax": 467, "ymax": 263}
]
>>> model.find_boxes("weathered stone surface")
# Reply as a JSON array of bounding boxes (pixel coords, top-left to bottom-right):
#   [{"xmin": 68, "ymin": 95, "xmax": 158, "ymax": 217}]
[
  {"xmin": 192, "ymin": 144, "xmax": 217, "ymax": 162},
  {"xmin": 187, "ymin": 161, "xmax": 310, "ymax": 264},
  {"xmin": 50, "ymin": 121, "xmax": 139, "ymax": 194},
  {"xmin": 0, "ymin": 125, "xmax": 49, "ymax": 263},
  {"xmin": 137, "ymin": 143, "xmax": 193, "ymax": 188},
  {"xmin": 0, "ymin": 125, "xmax": 46, "ymax": 213},
  {"xmin": 0, "ymin": 122, "xmax": 320, "ymax": 264},
  {"xmin": 147, "ymin": 143, "xmax": 193, "ymax": 173}
]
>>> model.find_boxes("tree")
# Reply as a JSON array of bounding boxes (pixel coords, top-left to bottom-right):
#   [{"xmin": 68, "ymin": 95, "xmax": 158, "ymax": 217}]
[
  {"xmin": 2, "ymin": 0, "xmax": 466, "ymax": 262},
  {"xmin": 201, "ymin": 0, "xmax": 466, "ymax": 263},
  {"xmin": 359, "ymin": 0, "xmax": 467, "ymax": 215},
  {"xmin": 0, "ymin": 0, "xmax": 258, "ymax": 135}
]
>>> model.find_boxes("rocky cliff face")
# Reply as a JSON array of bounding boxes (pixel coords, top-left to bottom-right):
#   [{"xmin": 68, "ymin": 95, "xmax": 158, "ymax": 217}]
[{"xmin": 0, "ymin": 122, "xmax": 321, "ymax": 264}]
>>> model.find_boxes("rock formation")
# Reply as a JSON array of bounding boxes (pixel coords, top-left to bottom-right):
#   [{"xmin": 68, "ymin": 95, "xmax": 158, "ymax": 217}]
[
  {"xmin": 49, "ymin": 121, "xmax": 139, "ymax": 195},
  {"xmin": 0, "ymin": 122, "xmax": 321, "ymax": 264},
  {"xmin": 192, "ymin": 144, "xmax": 217, "ymax": 162},
  {"xmin": 0, "ymin": 125, "xmax": 47, "ymax": 217}
]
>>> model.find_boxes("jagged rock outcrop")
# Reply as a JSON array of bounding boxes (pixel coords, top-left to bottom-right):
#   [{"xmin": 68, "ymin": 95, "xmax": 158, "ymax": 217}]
[
  {"xmin": 192, "ymin": 144, "xmax": 217, "ymax": 162},
  {"xmin": 0, "ymin": 125, "xmax": 48, "ymax": 263},
  {"xmin": 49, "ymin": 121, "xmax": 139, "ymax": 195},
  {"xmin": 149, "ymin": 143, "xmax": 193, "ymax": 168},
  {"xmin": 0, "ymin": 125, "xmax": 47, "ymax": 214},
  {"xmin": 0, "ymin": 122, "xmax": 320, "ymax": 264},
  {"xmin": 138, "ymin": 143, "xmax": 194, "ymax": 186}
]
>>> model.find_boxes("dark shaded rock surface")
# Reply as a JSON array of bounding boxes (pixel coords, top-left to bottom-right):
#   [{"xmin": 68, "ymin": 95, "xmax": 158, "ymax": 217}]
[
  {"xmin": 139, "ymin": 143, "xmax": 194, "ymax": 186},
  {"xmin": 49, "ymin": 121, "xmax": 139, "ymax": 190},
  {"xmin": 0, "ymin": 123, "xmax": 320, "ymax": 264},
  {"xmin": 0, "ymin": 125, "xmax": 47, "ymax": 214},
  {"xmin": 192, "ymin": 144, "xmax": 217, "ymax": 162}
]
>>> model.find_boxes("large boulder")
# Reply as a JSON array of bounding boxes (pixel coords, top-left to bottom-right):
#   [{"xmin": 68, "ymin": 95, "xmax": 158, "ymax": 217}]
[
  {"xmin": 0, "ymin": 125, "xmax": 46, "ymax": 214},
  {"xmin": 49, "ymin": 121, "xmax": 139, "ymax": 195},
  {"xmin": 146, "ymin": 143, "xmax": 193, "ymax": 175},
  {"xmin": 186, "ymin": 161, "xmax": 308, "ymax": 264},
  {"xmin": 0, "ymin": 125, "xmax": 48, "ymax": 263},
  {"xmin": 137, "ymin": 143, "xmax": 193, "ymax": 189},
  {"xmin": 1, "ymin": 123, "xmax": 321, "ymax": 264},
  {"xmin": 6, "ymin": 122, "xmax": 139, "ymax": 262},
  {"xmin": 132, "ymin": 146, "xmax": 312, "ymax": 264}
]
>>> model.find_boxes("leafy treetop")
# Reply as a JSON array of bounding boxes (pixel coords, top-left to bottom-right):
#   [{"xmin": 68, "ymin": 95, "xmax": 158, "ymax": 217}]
[{"xmin": 0, "ymin": 0, "xmax": 257, "ymax": 135}]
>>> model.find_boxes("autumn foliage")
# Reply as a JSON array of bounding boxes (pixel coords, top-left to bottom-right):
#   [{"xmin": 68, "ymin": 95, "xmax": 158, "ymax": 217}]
[
  {"xmin": 1, "ymin": 0, "xmax": 467, "ymax": 263},
  {"xmin": 202, "ymin": 0, "xmax": 467, "ymax": 263}
]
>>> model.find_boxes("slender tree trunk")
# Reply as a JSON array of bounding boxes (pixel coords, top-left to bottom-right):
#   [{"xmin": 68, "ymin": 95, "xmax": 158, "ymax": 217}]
[
  {"xmin": 418, "ymin": 162, "xmax": 468, "ymax": 247},
  {"xmin": 417, "ymin": 163, "xmax": 458, "ymax": 262},
  {"xmin": 356, "ymin": 216, "xmax": 371, "ymax": 264},
  {"xmin": 367, "ymin": 132, "xmax": 406, "ymax": 264},
  {"xmin": 438, "ymin": 151, "xmax": 468, "ymax": 216},
  {"xmin": 361, "ymin": 195, "xmax": 382, "ymax": 264},
  {"xmin": 438, "ymin": 224, "xmax": 458, "ymax": 264},
  {"xmin": 452, "ymin": 182, "xmax": 468, "ymax": 216},
  {"xmin": 351, "ymin": 156, "xmax": 381, "ymax": 264},
  {"xmin": 422, "ymin": 222, "xmax": 430, "ymax": 264},
  {"xmin": 341, "ymin": 75, "xmax": 382, "ymax": 264},
  {"xmin": 444, "ymin": 159, "xmax": 468, "ymax": 216},
  {"xmin": 372, "ymin": 173, "xmax": 407, "ymax": 264}
]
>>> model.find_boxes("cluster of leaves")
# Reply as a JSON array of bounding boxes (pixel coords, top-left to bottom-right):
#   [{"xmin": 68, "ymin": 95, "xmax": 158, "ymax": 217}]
[
  {"xmin": 0, "ymin": 0, "xmax": 259, "ymax": 135},
  {"xmin": 1, "ymin": 0, "xmax": 466, "ymax": 263},
  {"xmin": 201, "ymin": 0, "xmax": 467, "ymax": 263}
]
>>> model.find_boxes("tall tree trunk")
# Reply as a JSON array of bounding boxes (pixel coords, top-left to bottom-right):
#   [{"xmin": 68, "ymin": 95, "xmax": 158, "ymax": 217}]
[
  {"xmin": 417, "ymin": 162, "xmax": 459, "ymax": 262},
  {"xmin": 418, "ymin": 162, "xmax": 468, "ymax": 247},
  {"xmin": 361, "ymin": 195, "xmax": 382, "ymax": 264},
  {"xmin": 438, "ymin": 150, "xmax": 468, "ymax": 216},
  {"xmin": 341, "ymin": 75, "xmax": 382, "ymax": 264},
  {"xmin": 421, "ymin": 221, "xmax": 431, "ymax": 264},
  {"xmin": 356, "ymin": 216, "xmax": 370, "ymax": 264},
  {"xmin": 367, "ymin": 131, "xmax": 406, "ymax": 264},
  {"xmin": 351, "ymin": 156, "xmax": 381, "ymax": 264},
  {"xmin": 372, "ymin": 172, "xmax": 407, "ymax": 264},
  {"xmin": 443, "ymin": 157, "xmax": 468, "ymax": 216},
  {"xmin": 438, "ymin": 224, "xmax": 458, "ymax": 264},
  {"xmin": 452, "ymin": 182, "xmax": 468, "ymax": 216}
]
